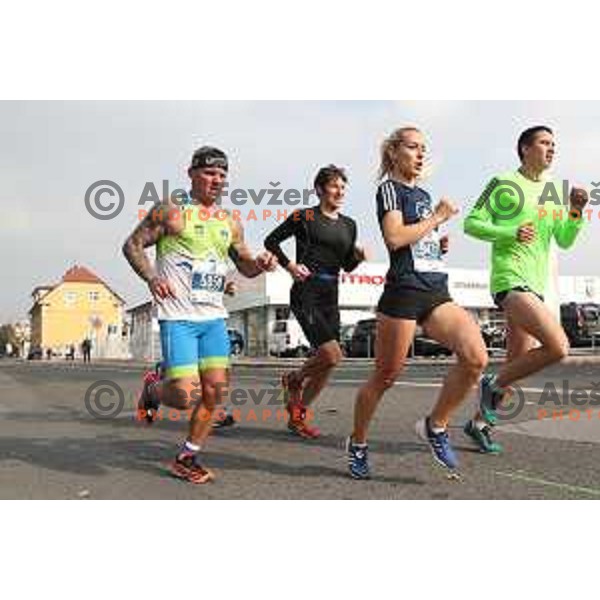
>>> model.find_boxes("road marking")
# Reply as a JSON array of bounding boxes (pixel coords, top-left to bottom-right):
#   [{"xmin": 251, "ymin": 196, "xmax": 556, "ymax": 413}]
[
  {"xmin": 234, "ymin": 375, "xmax": 446, "ymax": 388},
  {"xmin": 349, "ymin": 379, "xmax": 443, "ymax": 388},
  {"xmin": 494, "ymin": 470, "xmax": 600, "ymax": 497},
  {"xmin": 10, "ymin": 365, "xmax": 598, "ymax": 396},
  {"xmin": 214, "ymin": 375, "xmax": 600, "ymax": 399}
]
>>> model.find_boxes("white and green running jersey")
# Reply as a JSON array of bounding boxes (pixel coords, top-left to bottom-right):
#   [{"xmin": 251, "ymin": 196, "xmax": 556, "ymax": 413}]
[{"xmin": 156, "ymin": 205, "xmax": 234, "ymax": 321}]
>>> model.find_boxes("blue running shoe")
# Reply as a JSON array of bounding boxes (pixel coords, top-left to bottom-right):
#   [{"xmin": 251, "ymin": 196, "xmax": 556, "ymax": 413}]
[
  {"xmin": 479, "ymin": 374, "xmax": 505, "ymax": 426},
  {"xmin": 345, "ymin": 436, "xmax": 370, "ymax": 480},
  {"xmin": 415, "ymin": 417, "xmax": 459, "ymax": 471}
]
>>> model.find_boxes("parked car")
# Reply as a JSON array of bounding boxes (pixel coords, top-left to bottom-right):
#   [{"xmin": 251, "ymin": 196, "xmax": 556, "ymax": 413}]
[
  {"xmin": 480, "ymin": 322, "xmax": 506, "ymax": 350},
  {"xmin": 227, "ymin": 328, "xmax": 244, "ymax": 356},
  {"xmin": 561, "ymin": 302, "xmax": 600, "ymax": 347},
  {"xmin": 269, "ymin": 319, "xmax": 310, "ymax": 357},
  {"xmin": 340, "ymin": 324, "xmax": 356, "ymax": 356},
  {"xmin": 348, "ymin": 319, "xmax": 452, "ymax": 358},
  {"xmin": 27, "ymin": 346, "xmax": 43, "ymax": 360},
  {"xmin": 348, "ymin": 319, "xmax": 377, "ymax": 357},
  {"xmin": 413, "ymin": 335, "xmax": 452, "ymax": 357}
]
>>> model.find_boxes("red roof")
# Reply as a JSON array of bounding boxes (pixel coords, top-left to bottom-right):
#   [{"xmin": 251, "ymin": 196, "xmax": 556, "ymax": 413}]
[
  {"xmin": 62, "ymin": 265, "xmax": 103, "ymax": 284},
  {"xmin": 29, "ymin": 264, "xmax": 125, "ymax": 310}
]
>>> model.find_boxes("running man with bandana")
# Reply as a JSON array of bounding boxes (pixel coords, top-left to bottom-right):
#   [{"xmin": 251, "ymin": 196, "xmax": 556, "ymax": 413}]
[{"xmin": 123, "ymin": 146, "xmax": 277, "ymax": 484}]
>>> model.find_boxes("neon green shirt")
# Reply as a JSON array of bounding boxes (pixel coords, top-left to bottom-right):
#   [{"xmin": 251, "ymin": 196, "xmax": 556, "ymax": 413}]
[{"xmin": 464, "ymin": 170, "xmax": 584, "ymax": 295}]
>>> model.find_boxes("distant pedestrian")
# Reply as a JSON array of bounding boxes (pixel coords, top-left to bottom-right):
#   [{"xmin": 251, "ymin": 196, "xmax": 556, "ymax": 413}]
[{"xmin": 82, "ymin": 339, "xmax": 92, "ymax": 363}]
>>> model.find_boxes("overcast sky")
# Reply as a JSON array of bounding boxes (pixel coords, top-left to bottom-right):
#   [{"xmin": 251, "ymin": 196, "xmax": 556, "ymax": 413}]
[{"xmin": 2, "ymin": 101, "xmax": 599, "ymax": 322}]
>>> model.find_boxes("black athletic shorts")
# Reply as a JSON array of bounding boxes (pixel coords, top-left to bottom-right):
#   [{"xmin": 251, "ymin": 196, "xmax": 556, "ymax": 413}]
[
  {"xmin": 492, "ymin": 286, "xmax": 544, "ymax": 309},
  {"xmin": 290, "ymin": 281, "xmax": 340, "ymax": 348},
  {"xmin": 377, "ymin": 285, "xmax": 453, "ymax": 324}
]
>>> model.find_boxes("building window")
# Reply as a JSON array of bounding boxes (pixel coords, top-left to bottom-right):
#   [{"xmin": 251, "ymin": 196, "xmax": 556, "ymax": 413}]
[
  {"xmin": 89, "ymin": 291, "xmax": 100, "ymax": 302},
  {"xmin": 107, "ymin": 324, "xmax": 118, "ymax": 335},
  {"xmin": 64, "ymin": 292, "xmax": 77, "ymax": 305},
  {"xmin": 275, "ymin": 307, "xmax": 290, "ymax": 320}
]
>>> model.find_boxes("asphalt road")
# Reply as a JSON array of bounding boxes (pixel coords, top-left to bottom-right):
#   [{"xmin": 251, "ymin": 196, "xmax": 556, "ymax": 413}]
[{"xmin": 1, "ymin": 358, "xmax": 599, "ymax": 499}]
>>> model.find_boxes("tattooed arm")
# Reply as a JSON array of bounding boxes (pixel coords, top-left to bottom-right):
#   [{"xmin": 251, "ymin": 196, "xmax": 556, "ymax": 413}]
[{"xmin": 122, "ymin": 200, "xmax": 180, "ymax": 299}]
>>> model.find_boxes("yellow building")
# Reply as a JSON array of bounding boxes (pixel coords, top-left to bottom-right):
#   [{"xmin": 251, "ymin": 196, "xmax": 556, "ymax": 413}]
[{"xmin": 29, "ymin": 265, "xmax": 127, "ymax": 358}]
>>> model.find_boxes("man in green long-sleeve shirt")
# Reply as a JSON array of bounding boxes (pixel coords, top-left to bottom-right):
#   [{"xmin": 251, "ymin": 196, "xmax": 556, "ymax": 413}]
[{"xmin": 462, "ymin": 125, "xmax": 588, "ymax": 453}]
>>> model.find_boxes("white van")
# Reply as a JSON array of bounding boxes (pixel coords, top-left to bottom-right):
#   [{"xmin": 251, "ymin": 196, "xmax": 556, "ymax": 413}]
[{"xmin": 269, "ymin": 319, "xmax": 310, "ymax": 357}]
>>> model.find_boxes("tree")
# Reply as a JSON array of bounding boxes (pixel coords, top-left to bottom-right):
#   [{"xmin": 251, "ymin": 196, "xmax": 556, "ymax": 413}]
[{"xmin": 0, "ymin": 324, "xmax": 17, "ymax": 355}]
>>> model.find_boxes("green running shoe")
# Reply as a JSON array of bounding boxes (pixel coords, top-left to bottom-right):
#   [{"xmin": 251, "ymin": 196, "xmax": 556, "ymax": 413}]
[
  {"xmin": 464, "ymin": 419, "xmax": 503, "ymax": 454},
  {"xmin": 479, "ymin": 374, "xmax": 505, "ymax": 426}
]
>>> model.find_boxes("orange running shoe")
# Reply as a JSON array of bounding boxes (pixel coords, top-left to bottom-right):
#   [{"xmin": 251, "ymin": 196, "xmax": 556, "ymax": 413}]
[
  {"xmin": 169, "ymin": 452, "xmax": 215, "ymax": 484},
  {"xmin": 286, "ymin": 401, "xmax": 321, "ymax": 439},
  {"xmin": 281, "ymin": 371, "xmax": 303, "ymax": 404}
]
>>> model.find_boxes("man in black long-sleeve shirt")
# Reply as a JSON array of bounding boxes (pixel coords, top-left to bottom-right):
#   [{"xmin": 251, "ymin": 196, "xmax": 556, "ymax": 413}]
[{"xmin": 264, "ymin": 165, "xmax": 366, "ymax": 438}]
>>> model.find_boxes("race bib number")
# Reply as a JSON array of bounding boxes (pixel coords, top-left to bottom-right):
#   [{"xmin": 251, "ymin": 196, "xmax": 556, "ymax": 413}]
[
  {"xmin": 411, "ymin": 194, "xmax": 446, "ymax": 273},
  {"xmin": 413, "ymin": 235, "xmax": 447, "ymax": 274},
  {"xmin": 190, "ymin": 259, "xmax": 227, "ymax": 306}
]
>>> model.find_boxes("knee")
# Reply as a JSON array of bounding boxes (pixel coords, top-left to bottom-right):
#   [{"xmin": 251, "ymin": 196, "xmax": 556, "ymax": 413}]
[
  {"xmin": 375, "ymin": 364, "xmax": 405, "ymax": 390},
  {"xmin": 458, "ymin": 347, "xmax": 489, "ymax": 374},
  {"xmin": 547, "ymin": 336, "xmax": 570, "ymax": 362},
  {"xmin": 202, "ymin": 381, "xmax": 226, "ymax": 406},
  {"xmin": 319, "ymin": 346, "xmax": 343, "ymax": 370},
  {"xmin": 164, "ymin": 379, "xmax": 200, "ymax": 409},
  {"xmin": 204, "ymin": 378, "xmax": 234, "ymax": 410}
]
